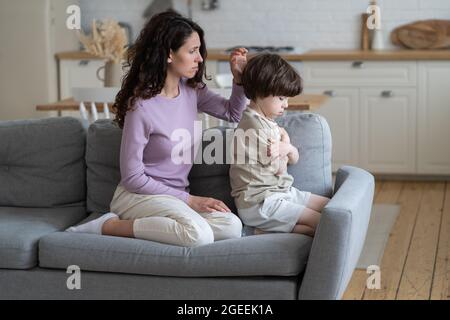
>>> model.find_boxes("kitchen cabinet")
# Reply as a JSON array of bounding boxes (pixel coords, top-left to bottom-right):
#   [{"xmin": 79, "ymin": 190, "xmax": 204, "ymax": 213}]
[
  {"xmin": 303, "ymin": 59, "xmax": 449, "ymax": 175},
  {"xmin": 302, "ymin": 61, "xmax": 416, "ymax": 87},
  {"xmin": 360, "ymin": 88, "xmax": 416, "ymax": 174},
  {"xmin": 417, "ymin": 62, "xmax": 450, "ymax": 174},
  {"xmin": 58, "ymin": 59, "xmax": 106, "ymax": 99},
  {"xmin": 303, "ymin": 61, "xmax": 418, "ymax": 174},
  {"xmin": 305, "ymin": 86, "xmax": 417, "ymax": 174},
  {"xmin": 305, "ymin": 88, "xmax": 360, "ymax": 172}
]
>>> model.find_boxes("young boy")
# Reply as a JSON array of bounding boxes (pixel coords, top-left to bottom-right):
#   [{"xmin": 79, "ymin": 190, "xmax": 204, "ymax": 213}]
[{"xmin": 229, "ymin": 53, "xmax": 330, "ymax": 237}]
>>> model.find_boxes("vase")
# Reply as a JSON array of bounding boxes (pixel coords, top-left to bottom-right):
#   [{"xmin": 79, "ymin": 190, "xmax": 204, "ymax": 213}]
[
  {"xmin": 96, "ymin": 61, "xmax": 122, "ymax": 87},
  {"xmin": 372, "ymin": 28, "xmax": 384, "ymax": 51}
]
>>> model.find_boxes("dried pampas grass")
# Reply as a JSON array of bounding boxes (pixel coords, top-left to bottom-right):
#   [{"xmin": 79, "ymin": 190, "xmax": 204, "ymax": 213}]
[{"xmin": 77, "ymin": 19, "xmax": 128, "ymax": 64}]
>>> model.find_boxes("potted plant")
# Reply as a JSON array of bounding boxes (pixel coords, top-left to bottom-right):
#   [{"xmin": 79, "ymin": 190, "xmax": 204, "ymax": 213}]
[{"xmin": 77, "ymin": 19, "xmax": 128, "ymax": 87}]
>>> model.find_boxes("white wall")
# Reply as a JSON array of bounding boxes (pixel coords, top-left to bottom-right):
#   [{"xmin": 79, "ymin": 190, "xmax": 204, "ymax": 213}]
[
  {"xmin": 79, "ymin": 0, "xmax": 149, "ymax": 44},
  {"xmin": 48, "ymin": 0, "xmax": 82, "ymax": 104},
  {"xmin": 0, "ymin": 0, "xmax": 80, "ymax": 120},
  {"xmin": 192, "ymin": 0, "xmax": 450, "ymax": 50},
  {"xmin": 78, "ymin": 0, "xmax": 190, "ymax": 44},
  {"xmin": 78, "ymin": 0, "xmax": 450, "ymax": 50}
]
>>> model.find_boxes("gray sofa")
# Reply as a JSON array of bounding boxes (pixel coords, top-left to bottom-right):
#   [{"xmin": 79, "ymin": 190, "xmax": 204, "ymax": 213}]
[{"xmin": 0, "ymin": 112, "xmax": 374, "ymax": 300}]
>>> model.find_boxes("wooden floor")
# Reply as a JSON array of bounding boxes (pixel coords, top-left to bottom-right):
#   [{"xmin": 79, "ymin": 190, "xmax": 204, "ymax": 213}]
[{"xmin": 342, "ymin": 180, "xmax": 450, "ymax": 300}]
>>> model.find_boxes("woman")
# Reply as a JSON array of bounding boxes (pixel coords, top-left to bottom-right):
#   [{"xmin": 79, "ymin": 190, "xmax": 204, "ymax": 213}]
[{"xmin": 67, "ymin": 11, "xmax": 248, "ymax": 247}]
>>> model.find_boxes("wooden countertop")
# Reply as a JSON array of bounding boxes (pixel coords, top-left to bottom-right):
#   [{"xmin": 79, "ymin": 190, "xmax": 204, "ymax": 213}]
[
  {"xmin": 36, "ymin": 94, "xmax": 328, "ymax": 115},
  {"xmin": 55, "ymin": 51, "xmax": 105, "ymax": 60},
  {"xmin": 207, "ymin": 48, "xmax": 450, "ymax": 61},
  {"xmin": 289, "ymin": 49, "xmax": 450, "ymax": 61},
  {"xmin": 56, "ymin": 49, "xmax": 450, "ymax": 62},
  {"xmin": 36, "ymin": 98, "xmax": 111, "ymax": 113}
]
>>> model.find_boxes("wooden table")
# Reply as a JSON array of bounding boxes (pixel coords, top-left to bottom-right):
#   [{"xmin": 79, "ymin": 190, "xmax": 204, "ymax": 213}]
[
  {"xmin": 36, "ymin": 98, "xmax": 113, "ymax": 117},
  {"xmin": 36, "ymin": 94, "xmax": 328, "ymax": 116},
  {"xmin": 287, "ymin": 94, "xmax": 328, "ymax": 111}
]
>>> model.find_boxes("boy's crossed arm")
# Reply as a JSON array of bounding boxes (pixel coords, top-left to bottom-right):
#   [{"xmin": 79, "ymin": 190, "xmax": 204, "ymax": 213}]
[
  {"xmin": 267, "ymin": 127, "xmax": 299, "ymax": 164},
  {"xmin": 267, "ymin": 127, "xmax": 299, "ymax": 174},
  {"xmin": 279, "ymin": 127, "xmax": 299, "ymax": 165}
]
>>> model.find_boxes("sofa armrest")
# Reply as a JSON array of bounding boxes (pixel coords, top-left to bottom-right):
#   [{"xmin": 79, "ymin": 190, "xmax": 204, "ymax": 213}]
[{"xmin": 298, "ymin": 165, "xmax": 375, "ymax": 300}]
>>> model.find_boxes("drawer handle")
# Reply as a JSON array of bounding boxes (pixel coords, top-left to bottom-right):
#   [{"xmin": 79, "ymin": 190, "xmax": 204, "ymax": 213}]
[
  {"xmin": 323, "ymin": 90, "xmax": 336, "ymax": 97},
  {"xmin": 79, "ymin": 60, "xmax": 89, "ymax": 66},
  {"xmin": 381, "ymin": 90, "xmax": 394, "ymax": 98},
  {"xmin": 352, "ymin": 61, "xmax": 363, "ymax": 68}
]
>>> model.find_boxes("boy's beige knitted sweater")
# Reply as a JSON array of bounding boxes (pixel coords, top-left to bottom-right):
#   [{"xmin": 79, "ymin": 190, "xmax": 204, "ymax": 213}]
[{"xmin": 230, "ymin": 107, "xmax": 294, "ymax": 210}]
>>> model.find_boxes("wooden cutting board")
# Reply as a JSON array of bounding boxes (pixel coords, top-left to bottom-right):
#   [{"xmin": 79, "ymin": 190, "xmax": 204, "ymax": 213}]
[{"xmin": 391, "ymin": 20, "xmax": 450, "ymax": 49}]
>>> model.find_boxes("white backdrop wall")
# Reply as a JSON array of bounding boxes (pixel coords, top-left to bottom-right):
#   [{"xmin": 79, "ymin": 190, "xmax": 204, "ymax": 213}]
[{"xmin": 80, "ymin": 0, "xmax": 450, "ymax": 50}]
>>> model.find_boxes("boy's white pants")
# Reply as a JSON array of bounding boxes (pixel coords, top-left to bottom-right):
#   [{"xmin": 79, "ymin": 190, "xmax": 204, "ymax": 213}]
[{"xmin": 110, "ymin": 185, "xmax": 242, "ymax": 247}]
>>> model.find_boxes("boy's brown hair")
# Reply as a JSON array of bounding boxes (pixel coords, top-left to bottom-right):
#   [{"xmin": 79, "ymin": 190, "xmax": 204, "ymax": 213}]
[{"xmin": 241, "ymin": 53, "xmax": 303, "ymax": 100}]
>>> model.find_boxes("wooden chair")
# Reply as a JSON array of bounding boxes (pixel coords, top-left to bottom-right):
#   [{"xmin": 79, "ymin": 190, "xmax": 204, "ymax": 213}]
[{"xmin": 72, "ymin": 87, "xmax": 120, "ymax": 125}]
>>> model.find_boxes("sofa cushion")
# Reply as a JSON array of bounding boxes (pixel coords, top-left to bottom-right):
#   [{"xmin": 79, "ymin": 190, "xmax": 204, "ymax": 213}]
[
  {"xmin": 188, "ymin": 126, "xmax": 233, "ymax": 179},
  {"xmin": 0, "ymin": 206, "xmax": 86, "ymax": 269},
  {"xmin": 0, "ymin": 117, "xmax": 86, "ymax": 207},
  {"xmin": 276, "ymin": 112, "xmax": 333, "ymax": 198},
  {"xmin": 39, "ymin": 213, "xmax": 312, "ymax": 277},
  {"xmin": 85, "ymin": 120, "xmax": 122, "ymax": 214},
  {"xmin": 189, "ymin": 175, "xmax": 237, "ymax": 214},
  {"xmin": 188, "ymin": 127, "xmax": 237, "ymax": 212}
]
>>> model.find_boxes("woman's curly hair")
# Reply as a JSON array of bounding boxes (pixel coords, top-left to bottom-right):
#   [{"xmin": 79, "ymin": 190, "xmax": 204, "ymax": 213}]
[{"xmin": 112, "ymin": 10, "xmax": 209, "ymax": 129}]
